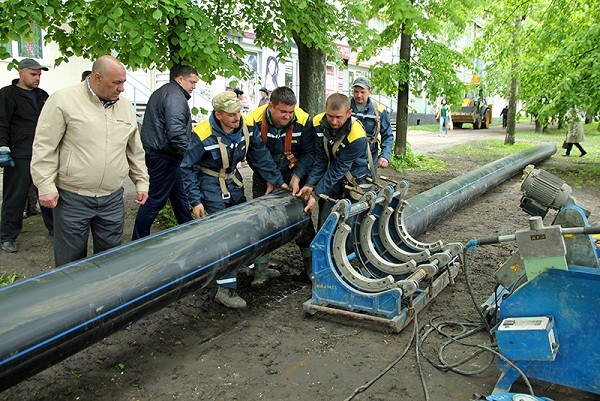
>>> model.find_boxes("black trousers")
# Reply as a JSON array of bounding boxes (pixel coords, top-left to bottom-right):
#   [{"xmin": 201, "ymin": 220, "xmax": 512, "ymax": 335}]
[
  {"xmin": 565, "ymin": 142, "xmax": 585, "ymax": 155},
  {"xmin": 1, "ymin": 158, "xmax": 53, "ymax": 242}
]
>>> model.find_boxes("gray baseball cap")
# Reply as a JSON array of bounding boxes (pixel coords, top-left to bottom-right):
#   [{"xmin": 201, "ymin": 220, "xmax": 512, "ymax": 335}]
[
  {"xmin": 18, "ymin": 58, "xmax": 49, "ymax": 71},
  {"xmin": 352, "ymin": 76, "xmax": 371, "ymax": 89}
]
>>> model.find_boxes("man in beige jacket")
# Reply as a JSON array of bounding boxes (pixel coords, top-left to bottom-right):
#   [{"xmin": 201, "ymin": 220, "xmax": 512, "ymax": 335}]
[{"xmin": 31, "ymin": 55, "xmax": 149, "ymax": 267}]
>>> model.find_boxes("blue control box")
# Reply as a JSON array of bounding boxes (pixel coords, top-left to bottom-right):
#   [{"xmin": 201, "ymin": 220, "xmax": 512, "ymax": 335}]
[{"xmin": 495, "ymin": 316, "xmax": 558, "ymax": 361}]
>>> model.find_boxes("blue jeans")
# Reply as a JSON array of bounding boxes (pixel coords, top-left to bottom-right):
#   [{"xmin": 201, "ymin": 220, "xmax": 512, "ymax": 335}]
[
  {"xmin": 132, "ymin": 153, "xmax": 192, "ymax": 240},
  {"xmin": 439, "ymin": 116, "xmax": 449, "ymax": 135}
]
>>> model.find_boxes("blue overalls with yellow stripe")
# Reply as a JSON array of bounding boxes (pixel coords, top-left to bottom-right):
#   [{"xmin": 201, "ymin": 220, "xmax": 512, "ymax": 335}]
[{"xmin": 180, "ymin": 113, "xmax": 284, "ymax": 289}]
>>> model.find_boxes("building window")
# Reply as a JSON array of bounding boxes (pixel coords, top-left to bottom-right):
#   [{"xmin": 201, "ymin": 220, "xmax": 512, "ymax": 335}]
[{"xmin": 17, "ymin": 24, "xmax": 43, "ymax": 59}]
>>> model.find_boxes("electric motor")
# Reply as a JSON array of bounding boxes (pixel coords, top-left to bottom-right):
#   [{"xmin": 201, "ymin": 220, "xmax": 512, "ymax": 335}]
[{"xmin": 517, "ymin": 165, "xmax": 575, "ymax": 217}]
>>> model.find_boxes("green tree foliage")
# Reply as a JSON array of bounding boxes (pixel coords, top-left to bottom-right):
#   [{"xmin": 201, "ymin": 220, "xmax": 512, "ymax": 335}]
[
  {"xmin": 0, "ymin": 0, "xmax": 367, "ymax": 88},
  {"xmin": 358, "ymin": 0, "xmax": 477, "ymax": 155},
  {"xmin": 475, "ymin": 0, "xmax": 600, "ymax": 126}
]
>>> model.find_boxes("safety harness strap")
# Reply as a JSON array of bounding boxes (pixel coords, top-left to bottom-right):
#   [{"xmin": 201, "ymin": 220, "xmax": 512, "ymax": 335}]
[
  {"xmin": 198, "ymin": 121, "xmax": 250, "ymax": 200},
  {"xmin": 321, "ymin": 117, "xmax": 375, "ymax": 196},
  {"xmin": 261, "ymin": 110, "xmax": 297, "ymax": 169},
  {"xmin": 371, "ymin": 100, "xmax": 381, "ymax": 143}
]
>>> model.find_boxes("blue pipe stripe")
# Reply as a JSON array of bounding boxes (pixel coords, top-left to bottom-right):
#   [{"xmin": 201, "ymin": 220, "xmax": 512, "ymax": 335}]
[
  {"xmin": 0, "ymin": 196, "xmax": 268, "ymax": 292},
  {"xmin": 0, "ymin": 218, "xmax": 306, "ymax": 366}
]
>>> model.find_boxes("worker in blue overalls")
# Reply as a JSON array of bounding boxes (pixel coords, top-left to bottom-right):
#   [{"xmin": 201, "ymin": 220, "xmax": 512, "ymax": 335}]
[
  {"xmin": 181, "ymin": 91, "xmax": 287, "ymax": 309},
  {"xmin": 249, "ymin": 86, "xmax": 316, "ymax": 283},
  {"xmin": 350, "ymin": 76, "xmax": 394, "ymax": 175},
  {"xmin": 296, "ymin": 93, "xmax": 373, "ymax": 228}
]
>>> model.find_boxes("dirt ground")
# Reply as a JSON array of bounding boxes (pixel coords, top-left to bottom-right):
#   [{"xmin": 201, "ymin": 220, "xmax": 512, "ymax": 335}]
[{"xmin": 1, "ymin": 122, "xmax": 599, "ymax": 401}]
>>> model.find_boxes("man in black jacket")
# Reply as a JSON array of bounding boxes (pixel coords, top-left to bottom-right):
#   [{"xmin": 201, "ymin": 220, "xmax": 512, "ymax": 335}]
[
  {"xmin": 132, "ymin": 66, "xmax": 199, "ymax": 239},
  {"xmin": 0, "ymin": 58, "xmax": 54, "ymax": 252}
]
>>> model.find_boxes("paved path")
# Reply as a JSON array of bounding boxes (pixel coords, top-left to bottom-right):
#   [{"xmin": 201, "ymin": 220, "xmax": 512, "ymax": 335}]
[{"xmin": 407, "ymin": 122, "xmax": 535, "ymax": 154}]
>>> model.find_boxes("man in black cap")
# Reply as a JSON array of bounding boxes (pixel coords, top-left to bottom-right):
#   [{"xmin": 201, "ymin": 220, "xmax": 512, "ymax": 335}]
[
  {"xmin": 258, "ymin": 87, "xmax": 270, "ymax": 106},
  {"xmin": 350, "ymin": 76, "xmax": 394, "ymax": 174},
  {"xmin": 0, "ymin": 58, "xmax": 54, "ymax": 252}
]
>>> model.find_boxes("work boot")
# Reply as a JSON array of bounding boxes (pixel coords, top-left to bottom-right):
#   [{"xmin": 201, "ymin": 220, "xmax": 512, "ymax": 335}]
[
  {"xmin": 239, "ymin": 263, "xmax": 281, "ymax": 279},
  {"xmin": 1, "ymin": 241, "xmax": 17, "ymax": 253},
  {"xmin": 251, "ymin": 263, "xmax": 280, "ymax": 288},
  {"xmin": 214, "ymin": 287, "xmax": 247, "ymax": 309},
  {"xmin": 251, "ymin": 253, "xmax": 280, "ymax": 287},
  {"xmin": 238, "ymin": 263, "xmax": 255, "ymax": 276},
  {"xmin": 301, "ymin": 247, "xmax": 312, "ymax": 281}
]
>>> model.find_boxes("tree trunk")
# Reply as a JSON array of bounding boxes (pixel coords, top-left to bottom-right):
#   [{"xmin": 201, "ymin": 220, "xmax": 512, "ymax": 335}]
[
  {"xmin": 293, "ymin": 33, "xmax": 326, "ymax": 117},
  {"xmin": 505, "ymin": 17, "xmax": 522, "ymax": 145},
  {"xmin": 534, "ymin": 119, "xmax": 543, "ymax": 133},
  {"xmin": 394, "ymin": 29, "xmax": 412, "ymax": 157}
]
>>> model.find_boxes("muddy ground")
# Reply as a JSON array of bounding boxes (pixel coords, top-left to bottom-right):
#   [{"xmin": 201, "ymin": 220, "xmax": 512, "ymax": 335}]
[{"xmin": 1, "ymin": 123, "xmax": 599, "ymax": 401}]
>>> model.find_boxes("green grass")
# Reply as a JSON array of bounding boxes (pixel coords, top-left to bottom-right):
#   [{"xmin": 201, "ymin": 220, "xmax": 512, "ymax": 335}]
[
  {"xmin": 445, "ymin": 122, "xmax": 598, "ymax": 158},
  {"xmin": 155, "ymin": 202, "xmax": 178, "ymax": 228},
  {"xmin": 389, "ymin": 142, "xmax": 446, "ymax": 173},
  {"xmin": 407, "ymin": 118, "xmax": 504, "ymax": 133},
  {"xmin": 0, "ymin": 269, "xmax": 17, "ymax": 287},
  {"xmin": 398, "ymin": 122, "xmax": 600, "ymax": 183},
  {"xmin": 408, "ymin": 123, "xmax": 439, "ymax": 132}
]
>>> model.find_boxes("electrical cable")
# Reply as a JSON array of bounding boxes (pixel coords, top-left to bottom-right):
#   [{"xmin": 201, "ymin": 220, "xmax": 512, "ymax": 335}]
[
  {"xmin": 413, "ymin": 306, "xmax": 430, "ymax": 401},
  {"xmin": 462, "ymin": 246, "xmax": 493, "ymax": 341},
  {"xmin": 462, "ymin": 244, "xmax": 536, "ymax": 394},
  {"xmin": 416, "ymin": 247, "xmax": 537, "ymax": 396},
  {"xmin": 343, "ymin": 304, "xmax": 417, "ymax": 401},
  {"xmin": 419, "ymin": 318, "xmax": 494, "ymax": 375}
]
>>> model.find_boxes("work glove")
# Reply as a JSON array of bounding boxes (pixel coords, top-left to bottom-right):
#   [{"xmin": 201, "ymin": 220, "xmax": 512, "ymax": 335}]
[{"xmin": 0, "ymin": 147, "xmax": 15, "ymax": 168}]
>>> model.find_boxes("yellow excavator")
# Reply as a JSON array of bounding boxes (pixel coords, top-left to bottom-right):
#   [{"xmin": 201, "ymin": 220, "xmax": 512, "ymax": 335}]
[{"xmin": 451, "ymin": 75, "xmax": 492, "ymax": 129}]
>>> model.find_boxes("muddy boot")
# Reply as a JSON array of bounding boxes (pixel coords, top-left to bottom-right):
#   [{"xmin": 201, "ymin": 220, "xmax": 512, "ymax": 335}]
[
  {"xmin": 240, "ymin": 263, "xmax": 279, "ymax": 279},
  {"xmin": 301, "ymin": 247, "xmax": 312, "ymax": 281},
  {"xmin": 238, "ymin": 263, "xmax": 255, "ymax": 277},
  {"xmin": 214, "ymin": 287, "xmax": 247, "ymax": 309},
  {"xmin": 251, "ymin": 255, "xmax": 279, "ymax": 288}
]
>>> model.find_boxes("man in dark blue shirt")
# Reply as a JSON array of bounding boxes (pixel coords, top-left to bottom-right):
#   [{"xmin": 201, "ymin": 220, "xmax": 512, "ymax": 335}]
[
  {"xmin": 181, "ymin": 91, "xmax": 287, "ymax": 309},
  {"xmin": 132, "ymin": 66, "xmax": 199, "ymax": 240}
]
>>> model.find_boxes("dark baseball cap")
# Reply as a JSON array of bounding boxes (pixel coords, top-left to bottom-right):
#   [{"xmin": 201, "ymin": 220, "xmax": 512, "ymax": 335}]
[
  {"xmin": 259, "ymin": 87, "xmax": 269, "ymax": 93},
  {"xmin": 18, "ymin": 58, "xmax": 49, "ymax": 71},
  {"xmin": 352, "ymin": 76, "xmax": 371, "ymax": 89}
]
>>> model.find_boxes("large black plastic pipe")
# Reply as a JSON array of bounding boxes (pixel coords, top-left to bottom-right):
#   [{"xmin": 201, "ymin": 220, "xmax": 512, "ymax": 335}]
[
  {"xmin": 0, "ymin": 143, "xmax": 556, "ymax": 392},
  {"xmin": 402, "ymin": 142, "xmax": 556, "ymax": 236},
  {"xmin": 0, "ymin": 191, "xmax": 309, "ymax": 392}
]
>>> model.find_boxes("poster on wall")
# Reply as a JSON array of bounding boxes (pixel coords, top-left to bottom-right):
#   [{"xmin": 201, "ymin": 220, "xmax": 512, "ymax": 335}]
[
  {"xmin": 262, "ymin": 50, "xmax": 283, "ymax": 92},
  {"xmin": 325, "ymin": 66, "xmax": 335, "ymax": 97}
]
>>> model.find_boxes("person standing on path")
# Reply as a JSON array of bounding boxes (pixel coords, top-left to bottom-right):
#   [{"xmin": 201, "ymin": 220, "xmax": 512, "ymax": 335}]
[
  {"xmin": 0, "ymin": 58, "xmax": 54, "ymax": 253},
  {"xmin": 350, "ymin": 77, "xmax": 393, "ymax": 174},
  {"xmin": 131, "ymin": 66, "xmax": 199, "ymax": 240},
  {"xmin": 500, "ymin": 106, "xmax": 508, "ymax": 129},
  {"xmin": 31, "ymin": 55, "xmax": 149, "ymax": 267},
  {"xmin": 563, "ymin": 107, "xmax": 587, "ymax": 157},
  {"xmin": 435, "ymin": 98, "xmax": 451, "ymax": 137}
]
